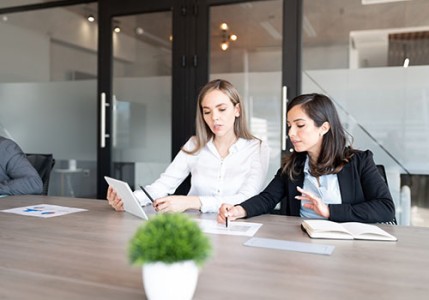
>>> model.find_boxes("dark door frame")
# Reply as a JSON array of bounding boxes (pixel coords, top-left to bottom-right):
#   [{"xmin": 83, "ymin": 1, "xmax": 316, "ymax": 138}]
[
  {"xmin": 97, "ymin": 0, "xmax": 178, "ymax": 198},
  {"xmin": 97, "ymin": 0, "xmax": 301, "ymax": 201}
]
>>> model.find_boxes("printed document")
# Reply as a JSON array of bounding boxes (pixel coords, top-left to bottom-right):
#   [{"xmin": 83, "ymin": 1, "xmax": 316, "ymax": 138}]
[
  {"xmin": 196, "ymin": 219, "xmax": 262, "ymax": 237},
  {"xmin": 1, "ymin": 204, "xmax": 87, "ymax": 218}
]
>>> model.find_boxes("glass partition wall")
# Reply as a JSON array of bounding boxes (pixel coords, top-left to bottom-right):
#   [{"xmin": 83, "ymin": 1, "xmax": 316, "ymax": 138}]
[
  {"xmin": 111, "ymin": 12, "xmax": 172, "ymax": 190},
  {"xmin": 0, "ymin": 3, "xmax": 98, "ymax": 197},
  {"xmin": 302, "ymin": 0, "xmax": 429, "ymax": 226}
]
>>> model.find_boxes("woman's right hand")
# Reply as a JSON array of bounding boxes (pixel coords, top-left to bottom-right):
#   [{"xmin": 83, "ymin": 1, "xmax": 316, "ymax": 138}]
[
  {"xmin": 106, "ymin": 186, "xmax": 124, "ymax": 211},
  {"xmin": 217, "ymin": 204, "xmax": 246, "ymax": 224}
]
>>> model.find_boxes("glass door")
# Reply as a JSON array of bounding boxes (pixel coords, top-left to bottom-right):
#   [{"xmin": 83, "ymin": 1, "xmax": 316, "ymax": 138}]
[
  {"xmin": 97, "ymin": 1, "xmax": 174, "ymax": 198},
  {"xmin": 205, "ymin": 1, "xmax": 301, "ymax": 209},
  {"xmin": 209, "ymin": 0, "xmax": 284, "ymax": 185},
  {"xmin": 97, "ymin": 0, "xmax": 300, "ymax": 202},
  {"xmin": 203, "ymin": 0, "xmax": 300, "ymax": 213},
  {"xmin": 111, "ymin": 12, "xmax": 173, "ymax": 191}
]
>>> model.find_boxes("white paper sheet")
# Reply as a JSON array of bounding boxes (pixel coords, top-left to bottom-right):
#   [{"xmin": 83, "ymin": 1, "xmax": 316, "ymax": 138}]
[
  {"xmin": 244, "ymin": 237, "xmax": 335, "ymax": 255},
  {"xmin": 1, "ymin": 204, "xmax": 87, "ymax": 218},
  {"xmin": 196, "ymin": 219, "xmax": 262, "ymax": 237}
]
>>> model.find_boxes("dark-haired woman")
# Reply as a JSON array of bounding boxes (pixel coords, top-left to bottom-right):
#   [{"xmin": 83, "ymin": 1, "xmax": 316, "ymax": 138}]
[{"xmin": 218, "ymin": 93, "xmax": 395, "ymax": 224}]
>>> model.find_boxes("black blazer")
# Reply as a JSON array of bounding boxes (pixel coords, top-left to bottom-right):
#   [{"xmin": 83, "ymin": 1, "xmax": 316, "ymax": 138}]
[{"xmin": 240, "ymin": 150, "xmax": 395, "ymax": 223}]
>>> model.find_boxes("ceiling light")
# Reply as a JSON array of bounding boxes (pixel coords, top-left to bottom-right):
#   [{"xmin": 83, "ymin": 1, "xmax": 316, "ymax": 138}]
[
  {"xmin": 221, "ymin": 42, "xmax": 229, "ymax": 51},
  {"xmin": 2, "ymin": 15, "xmax": 8, "ymax": 22},
  {"xmin": 83, "ymin": 5, "xmax": 96, "ymax": 23},
  {"xmin": 219, "ymin": 23, "xmax": 237, "ymax": 51},
  {"xmin": 112, "ymin": 19, "xmax": 121, "ymax": 33},
  {"xmin": 87, "ymin": 14, "xmax": 95, "ymax": 22}
]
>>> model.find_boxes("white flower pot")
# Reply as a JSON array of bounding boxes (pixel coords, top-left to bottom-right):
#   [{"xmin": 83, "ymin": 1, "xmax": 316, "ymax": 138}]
[{"xmin": 142, "ymin": 260, "xmax": 199, "ymax": 300}]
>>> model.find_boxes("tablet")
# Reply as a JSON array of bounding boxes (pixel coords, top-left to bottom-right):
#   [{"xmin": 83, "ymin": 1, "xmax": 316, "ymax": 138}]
[{"xmin": 104, "ymin": 176, "xmax": 149, "ymax": 220}]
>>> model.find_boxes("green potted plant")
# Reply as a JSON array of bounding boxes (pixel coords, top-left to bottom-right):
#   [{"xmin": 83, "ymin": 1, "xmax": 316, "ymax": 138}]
[{"xmin": 128, "ymin": 213, "xmax": 212, "ymax": 300}]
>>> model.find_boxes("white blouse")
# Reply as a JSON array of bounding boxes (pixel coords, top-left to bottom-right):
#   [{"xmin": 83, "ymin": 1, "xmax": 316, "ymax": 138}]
[{"xmin": 134, "ymin": 137, "xmax": 270, "ymax": 213}]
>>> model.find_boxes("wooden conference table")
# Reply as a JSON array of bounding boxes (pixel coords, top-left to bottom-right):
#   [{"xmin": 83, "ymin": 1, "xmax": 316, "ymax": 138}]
[{"xmin": 1, "ymin": 196, "xmax": 428, "ymax": 300}]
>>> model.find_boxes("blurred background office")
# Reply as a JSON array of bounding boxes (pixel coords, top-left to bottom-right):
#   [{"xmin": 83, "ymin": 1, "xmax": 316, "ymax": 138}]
[{"xmin": 0, "ymin": 0, "xmax": 428, "ymax": 226}]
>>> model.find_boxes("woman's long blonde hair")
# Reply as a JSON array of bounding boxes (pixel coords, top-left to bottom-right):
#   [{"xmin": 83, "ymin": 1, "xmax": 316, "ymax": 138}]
[{"xmin": 183, "ymin": 79, "xmax": 256, "ymax": 155}]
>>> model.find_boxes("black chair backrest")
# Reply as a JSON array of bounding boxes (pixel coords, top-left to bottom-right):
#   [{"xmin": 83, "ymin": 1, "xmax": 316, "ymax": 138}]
[
  {"xmin": 376, "ymin": 164, "xmax": 388, "ymax": 187},
  {"xmin": 376, "ymin": 164, "xmax": 397, "ymax": 225},
  {"xmin": 26, "ymin": 153, "xmax": 55, "ymax": 195}
]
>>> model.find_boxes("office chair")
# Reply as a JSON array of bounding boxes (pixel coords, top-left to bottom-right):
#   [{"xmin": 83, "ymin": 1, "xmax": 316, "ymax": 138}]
[
  {"xmin": 26, "ymin": 153, "xmax": 56, "ymax": 195},
  {"xmin": 174, "ymin": 174, "xmax": 191, "ymax": 195},
  {"xmin": 376, "ymin": 164, "xmax": 388, "ymax": 187},
  {"xmin": 376, "ymin": 164, "xmax": 397, "ymax": 225}
]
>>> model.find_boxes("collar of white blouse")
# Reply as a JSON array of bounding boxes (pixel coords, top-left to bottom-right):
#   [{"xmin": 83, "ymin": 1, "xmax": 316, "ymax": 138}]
[{"xmin": 207, "ymin": 137, "xmax": 243, "ymax": 159}]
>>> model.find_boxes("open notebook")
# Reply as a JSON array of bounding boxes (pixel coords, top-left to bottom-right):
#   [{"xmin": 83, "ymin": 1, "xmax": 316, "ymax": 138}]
[
  {"xmin": 301, "ymin": 219, "xmax": 397, "ymax": 241},
  {"xmin": 105, "ymin": 176, "xmax": 156, "ymax": 220}
]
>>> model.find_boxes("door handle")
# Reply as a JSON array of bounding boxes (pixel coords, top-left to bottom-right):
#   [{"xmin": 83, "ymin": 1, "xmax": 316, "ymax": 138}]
[
  {"xmin": 100, "ymin": 92, "xmax": 110, "ymax": 148},
  {"xmin": 281, "ymin": 86, "xmax": 287, "ymax": 151}
]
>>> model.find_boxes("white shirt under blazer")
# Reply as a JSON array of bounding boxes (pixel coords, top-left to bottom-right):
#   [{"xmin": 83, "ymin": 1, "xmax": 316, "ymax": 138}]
[{"xmin": 134, "ymin": 136, "xmax": 270, "ymax": 213}]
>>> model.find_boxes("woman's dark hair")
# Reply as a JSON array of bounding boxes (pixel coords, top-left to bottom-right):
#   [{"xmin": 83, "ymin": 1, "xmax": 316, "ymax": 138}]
[{"xmin": 282, "ymin": 93, "xmax": 355, "ymax": 179}]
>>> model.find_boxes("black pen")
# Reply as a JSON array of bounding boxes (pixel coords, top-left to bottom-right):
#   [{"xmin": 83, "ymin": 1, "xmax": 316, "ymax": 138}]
[
  {"xmin": 139, "ymin": 185, "xmax": 154, "ymax": 203},
  {"xmin": 225, "ymin": 207, "xmax": 229, "ymax": 228}
]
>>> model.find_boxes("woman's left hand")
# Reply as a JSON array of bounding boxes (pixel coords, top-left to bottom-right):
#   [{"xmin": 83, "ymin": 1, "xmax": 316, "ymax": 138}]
[
  {"xmin": 295, "ymin": 186, "xmax": 330, "ymax": 218},
  {"xmin": 153, "ymin": 195, "xmax": 201, "ymax": 213}
]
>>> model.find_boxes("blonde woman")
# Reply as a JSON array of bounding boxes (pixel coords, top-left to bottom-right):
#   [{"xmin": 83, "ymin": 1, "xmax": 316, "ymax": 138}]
[{"xmin": 107, "ymin": 79, "xmax": 270, "ymax": 213}]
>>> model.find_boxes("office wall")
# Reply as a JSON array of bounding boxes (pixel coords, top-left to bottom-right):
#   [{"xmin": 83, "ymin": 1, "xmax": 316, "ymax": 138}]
[
  {"xmin": 303, "ymin": 44, "xmax": 348, "ymax": 70},
  {"xmin": 0, "ymin": 22, "xmax": 50, "ymax": 82},
  {"xmin": 303, "ymin": 66, "xmax": 429, "ymax": 175},
  {"xmin": 0, "ymin": 80, "xmax": 97, "ymax": 160}
]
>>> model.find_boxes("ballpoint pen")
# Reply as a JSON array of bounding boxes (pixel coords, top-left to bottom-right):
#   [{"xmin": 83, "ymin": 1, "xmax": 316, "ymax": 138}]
[
  {"xmin": 225, "ymin": 207, "xmax": 229, "ymax": 228},
  {"xmin": 139, "ymin": 185, "xmax": 154, "ymax": 203}
]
